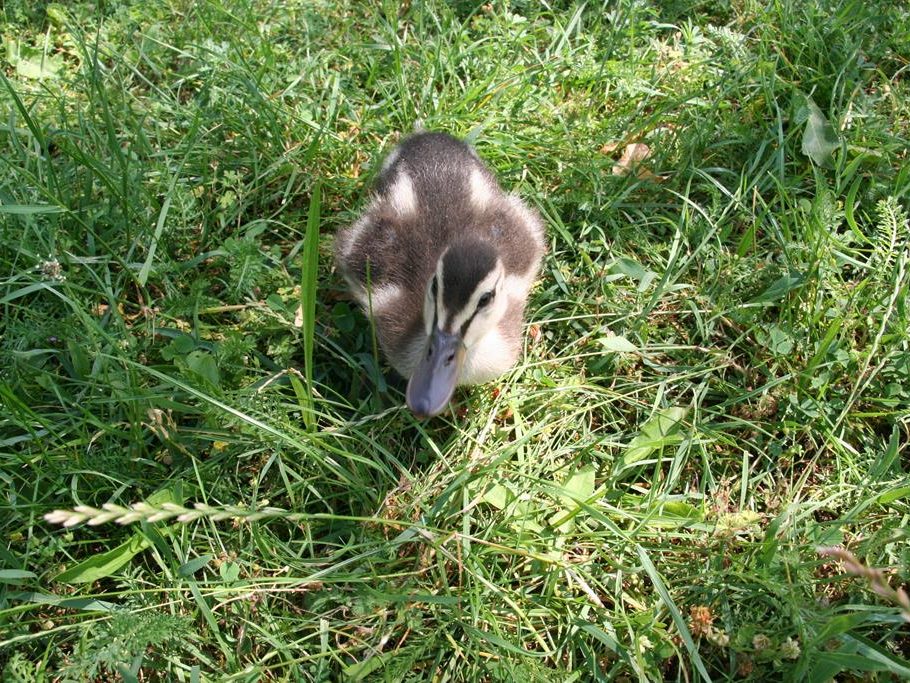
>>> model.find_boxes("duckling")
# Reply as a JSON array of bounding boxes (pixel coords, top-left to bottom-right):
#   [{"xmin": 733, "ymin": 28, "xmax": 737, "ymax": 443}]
[{"xmin": 334, "ymin": 132, "xmax": 545, "ymax": 417}]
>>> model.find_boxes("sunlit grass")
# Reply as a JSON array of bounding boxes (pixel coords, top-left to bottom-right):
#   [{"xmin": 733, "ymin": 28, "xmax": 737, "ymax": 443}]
[{"xmin": 1, "ymin": 0, "xmax": 909, "ymax": 680}]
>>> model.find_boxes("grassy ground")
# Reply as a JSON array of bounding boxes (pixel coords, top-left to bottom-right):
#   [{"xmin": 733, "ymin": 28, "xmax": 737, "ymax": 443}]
[{"xmin": 1, "ymin": 0, "xmax": 909, "ymax": 680}]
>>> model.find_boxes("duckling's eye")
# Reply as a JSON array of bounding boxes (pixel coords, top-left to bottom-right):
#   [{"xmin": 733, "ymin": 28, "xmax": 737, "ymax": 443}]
[{"xmin": 477, "ymin": 291, "xmax": 494, "ymax": 309}]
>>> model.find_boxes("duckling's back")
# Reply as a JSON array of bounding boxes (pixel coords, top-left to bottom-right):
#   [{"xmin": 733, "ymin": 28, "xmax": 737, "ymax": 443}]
[{"xmin": 375, "ymin": 132, "xmax": 491, "ymax": 220}]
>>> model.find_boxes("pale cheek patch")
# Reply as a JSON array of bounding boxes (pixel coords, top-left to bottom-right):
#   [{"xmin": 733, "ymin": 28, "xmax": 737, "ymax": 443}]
[
  {"xmin": 388, "ymin": 170, "xmax": 417, "ymax": 217},
  {"xmin": 469, "ymin": 168, "xmax": 494, "ymax": 210},
  {"xmin": 462, "ymin": 308, "xmax": 499, "ymax": 348},
  {"xmin": 460, "ymin": 329, "xmax": 518, "ymax": 384},
  {"xmin": 503, "ymin": 271, "xmax": 536, "ymax": 301}
]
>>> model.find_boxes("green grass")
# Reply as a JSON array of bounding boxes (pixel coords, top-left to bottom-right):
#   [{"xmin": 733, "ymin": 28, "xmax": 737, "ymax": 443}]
[{"xmin": 2, "ymin": 0, "xmax": 909, "ymax": 680}]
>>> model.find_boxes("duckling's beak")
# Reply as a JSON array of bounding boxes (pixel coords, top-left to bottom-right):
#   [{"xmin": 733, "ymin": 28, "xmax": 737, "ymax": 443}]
[{"xmin": 406, "ymin": 328, "xmax": 466, "ymax": 418}]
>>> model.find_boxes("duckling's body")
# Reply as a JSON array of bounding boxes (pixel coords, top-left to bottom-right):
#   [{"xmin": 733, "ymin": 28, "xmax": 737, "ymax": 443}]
[{"xmin": 335, "ymin": 132, "xmax": 545, "ymax": 416}]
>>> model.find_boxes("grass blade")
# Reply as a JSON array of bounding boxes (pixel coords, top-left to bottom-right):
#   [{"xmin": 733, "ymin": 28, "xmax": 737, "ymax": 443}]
[
  {"xmin": 300, "ymin": 180, "xmax": 321, "ymax": 431},
  {"xmin": 637, "ymin": 545, "xmax": 712, "ymax": 682}
]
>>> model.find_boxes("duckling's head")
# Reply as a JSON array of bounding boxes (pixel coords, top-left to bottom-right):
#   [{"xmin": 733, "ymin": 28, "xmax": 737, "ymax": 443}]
[{"xmin": 406, "ymin": 237, "xmax": 507, "ymax": 418}]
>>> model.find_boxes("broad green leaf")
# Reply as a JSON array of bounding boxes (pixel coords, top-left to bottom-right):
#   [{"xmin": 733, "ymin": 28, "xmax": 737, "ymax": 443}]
[
  {"xmin": 46, "ymin": 4, "xmax": 69, "ymax": 27},
  {"xmin": 619, "ymin": 495, "xmax": 703, "ymax": 528},
  {"xmin": 481, "ymin": 482, "xmax": 514, "ymax": 510},
  {"xmin": 643, "ymin": 406, "xmax": 687, "ymax": 438},
  {"xmin": 877, "ymin": 485, "xmax": 910, "ymax": 504},
  {"xmin": 608, "ymin": 257, "xmax": 658, "ymax": 291},
  {"xmin": 172, "ymin": 334, "xmax": 197, "ymax": 355},
  {"xmin": 0, "ymin": 204, "xmax": 64, "ymax": 215},
  {"xmin": 750, "ymin": 272, "xmax": 805, "ymax": 304},
  {"xmin": 344, "ymin": 651, "xmax": 393, "ymax": 681},
  {"xmin": 54, "ymin": 533, "xmax": 151, "ymax": 584},
  {"xmin": 609, "ymin": 257, "xmax": 649, "ymax": 279},
  {"xmin": 514, "ymin": 520, "xmax": 546, "ymax": 535},
  {"xmin": 802, "ymin": 98, "xmax": 840, "ymax": 167},
  {"xmin": 185, "ymin": 350, "xmax": 220, "ymax": 388},
  {"xmin": 870, "ymin": 426, "xmax": 901, "ymax": 480},
  {"xmin": 808, "ymin": 650, "xmax": 910, "ymax": 683},
  {"xmin": 813, "ymin": 612, "xmax": 872, "ymax": 644},
  {"xmin": 806, "ymin": 654, "xmax": 851, "ymax": 683},
  {"xmin": 548, "ymin": 512, "xmax": 575, "ymax": 534},
  {"xmin": 332, "ymin": 302, "xmax": 356, "ymax": 334},
  {"xmin": 145, "ymin": 483, "xmax": 187, "ymax": 506},
  {"xmin": 0, "ymin": 569, "xmax": 37, "ymax": 583},
  {"xmin": 845, "ymin": 634, "xmax": 910, "ymax": 677},
  {"xmin": 178, "ymin": 555, "xmax": 213, "ymax": 578},
  {"xmin": 807, "ymin": 523, "xmax": 843, "ymax": 547},
  {"xmin": 5, "ymin": 38, "xmax": 64, "ymax": 79},
  {"xmin": 662, "ymin": 501, "xmax": 702, "ymax": 519},
  {"xmin": 559, "ymin": 464, "xmax": 596, "ymax": 505},
  {"xmin": 66, "ymin": 339, "xmax": 90, "ymax": 379},
  {"xmin": 219, "ymin": 561, "xmax": 240, "ymax": 583},
  {"xmin": 15, "ymin": 55, "xmax": 64, "ymax": 80},
  {"xmin": 599, "ymin": 335, "xmax": 638, "ymax": 353},
  {"xmin": 503, "ymin": 497, "xmax": 546, "ymax": 534},
  {"xmin": 549, "ymin": 464, "xmax": 597, "ymax": 532},
  {"xmin": 265, "ymin": 293, "xmax": 285, "ymax": 312},
  {"xmin": 622, "ymin": 406, "xmax": 688, "ymax": 467},
  {"xmin": 767, "ymin": 325, "xmax": 794, "ymax": 355}
]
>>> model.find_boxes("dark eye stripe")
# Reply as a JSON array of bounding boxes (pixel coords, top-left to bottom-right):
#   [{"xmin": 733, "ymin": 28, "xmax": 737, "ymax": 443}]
[{"xmin": 431, "ymin": 275, "xmax": 439, "ymax": 328}]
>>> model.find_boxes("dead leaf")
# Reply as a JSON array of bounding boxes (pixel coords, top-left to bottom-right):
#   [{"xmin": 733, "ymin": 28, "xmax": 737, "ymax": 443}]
[
  {"xmin": 612, "ymin": 143, "xmax": 651, "ymax": 174},
  {"xmin": 611, "ymin": 143, "xmax": 664, "ymax": 183}
]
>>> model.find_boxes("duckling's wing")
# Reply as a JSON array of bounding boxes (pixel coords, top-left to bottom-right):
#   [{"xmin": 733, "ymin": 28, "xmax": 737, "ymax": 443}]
[
  {"xmin": 486, "ymin": 192, "xmax": 546, "ymax": 283},
  {"xmin": 334, "ymin": 143, "xmax": 444, "ymax": 376}
]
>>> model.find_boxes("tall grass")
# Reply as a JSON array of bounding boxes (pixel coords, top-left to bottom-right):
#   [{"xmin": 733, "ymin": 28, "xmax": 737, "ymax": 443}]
[{"xmin": 1, "ymin": 0, "xmax": 909, "ymax": 680}]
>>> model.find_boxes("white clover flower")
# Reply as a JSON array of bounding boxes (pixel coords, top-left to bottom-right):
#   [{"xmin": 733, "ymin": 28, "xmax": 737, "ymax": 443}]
[
  {"xmin": 780, "ymin": 637, "xmax": 801, "ymax": 660},
  {"xmin": 708, "ymin": 628, "xmax": 730, "ymax": 647},
  {"xmin": 752, "ymin": 633, "xmax": 772, "ymax": 651},
  {"xmin": 37, "ymin": 257, "xmax": 65, "ymax": 281}
]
